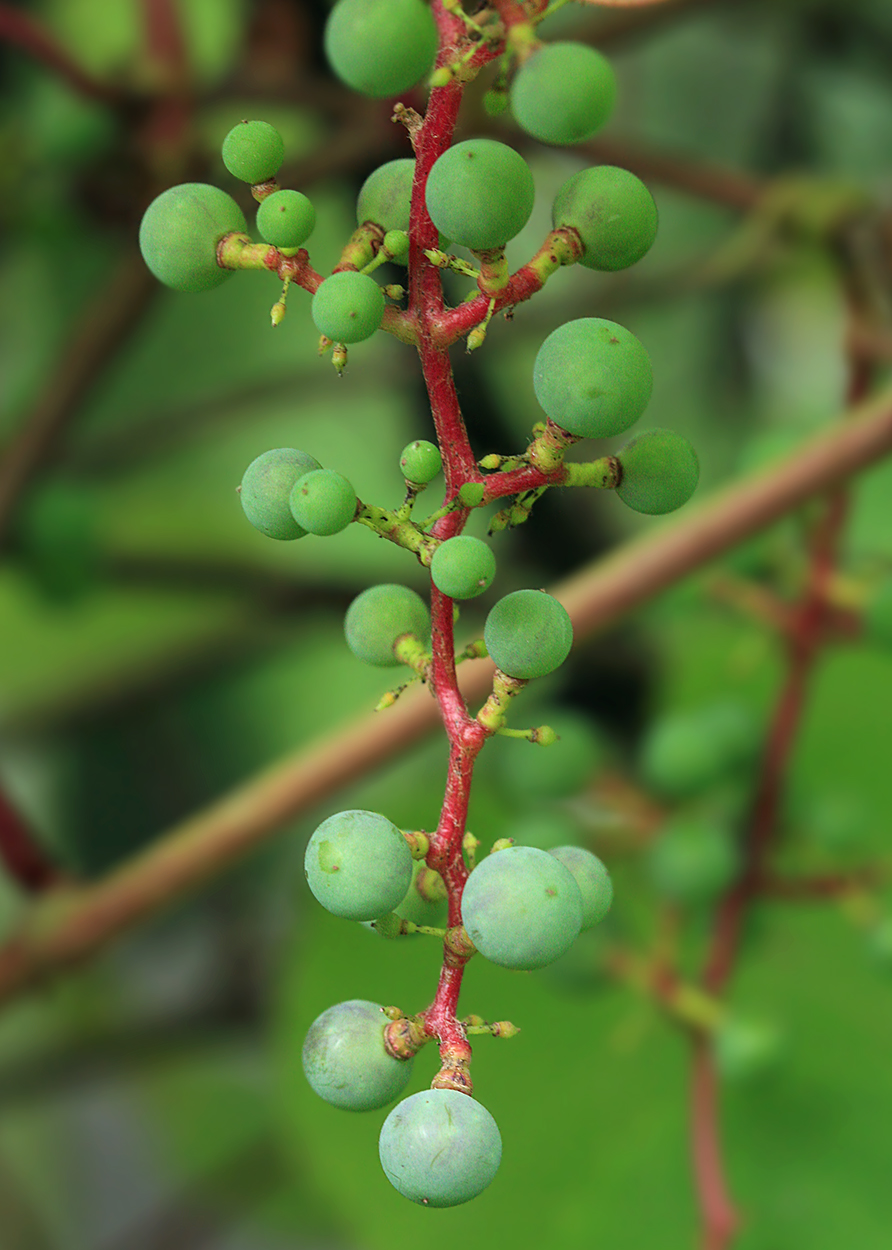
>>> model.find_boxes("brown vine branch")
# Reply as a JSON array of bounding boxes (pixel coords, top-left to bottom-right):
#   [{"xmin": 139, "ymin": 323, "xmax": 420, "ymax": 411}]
[{"xmin": 0, "ymin": 386, "xmax": 889, "ymax": 1008}]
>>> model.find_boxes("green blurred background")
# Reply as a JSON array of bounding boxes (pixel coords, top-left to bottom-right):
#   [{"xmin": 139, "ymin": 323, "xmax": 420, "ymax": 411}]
[{"xmin": 1, "ymin": 0, "xmax": 892, "ymax": 1246}]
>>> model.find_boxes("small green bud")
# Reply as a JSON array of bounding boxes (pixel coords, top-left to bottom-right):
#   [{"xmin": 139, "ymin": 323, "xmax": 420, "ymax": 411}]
[{"xmin": 459, "ymin": 481, "xmax": 485, "ymax": 507}]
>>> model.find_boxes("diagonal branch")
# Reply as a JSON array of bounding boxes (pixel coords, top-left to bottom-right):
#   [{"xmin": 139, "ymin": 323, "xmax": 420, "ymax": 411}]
[{"xmin": 0, "ymin": 385, "xmax": 889, "ymax": 1008}]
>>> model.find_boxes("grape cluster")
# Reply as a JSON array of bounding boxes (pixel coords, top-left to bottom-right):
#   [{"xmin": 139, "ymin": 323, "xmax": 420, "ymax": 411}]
[
  {"xmin": 301, "ymin": 796, "xmax": 613, "ymax": 1204},
  {"xmin": 239, "ymin": 447, "xmax": 359, "ymax": 541},
  {"xmin": 135, "ymin": 10, "xmax": 709, "ymax": 1217}
]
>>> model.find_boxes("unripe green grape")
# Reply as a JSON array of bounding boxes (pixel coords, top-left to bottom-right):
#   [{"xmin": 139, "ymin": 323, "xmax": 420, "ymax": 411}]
[
  {"xmin": 510, "ymin": 43, "xmax": 616, "ymax": 146},
  {"xmin": 325, "ymin": 0, "xmax": 437, "ymax": 98},
  {"xmin": 344, "ymin": 584, "xmax": 431, "ymax": 667},
  {"xmin": 640, "ymin": 702, "xmax": 758, "ymax": 799},
  {"xmin": 357, "ymin": 159, "xmax": 414, "ymax": 233},
  {"xmin": 646, "ymin": 815, "xmax": 740, "ymax": 904},
  {"xmin": 494, "ymin": 709, "xmax": 606, "ymax": 800},
  {"xmin": 615, "ymin": 429, "xmax": 700, "ymax": 515},
  {"xmin": 864, "ymin": 576, "xmax": 892, "ymax": 650},
  {"xmin": 289, "ymin": 469, "xmax": 357, "ymax": 536},
  {"xmin": 311, "ymin": 271, "xmax": 384, "ymax": 343},
  {"xmin": 461, "ymin": 844, "xmax": 583, "ymax": 969},
  {"xmin": 384, "ymin": 229, "xmax": 410, "ymax": 261},
  {"xmin": 139, "ymin": 183, "xmax": 246, "ymax": 293},
  {"xmin": 399, "ymin": 439, "xmax": 441, "ymax": 484},
  {"xmin": 483, "ymin": 589, "xmax": 573, "ymax": 680},
  {"xmin": 221, "ymin": 119, "xmax": 284, "ymax": 183},
  {"xmin": 714, "ymin": 1016, "xmax": 783, "ymax": 1082},
  {"xmin": 302, "ymin": 1000, "xmax": 413, "ymax": 1111},
  {"xmin": 431, "ymin": 536, "xmax": 496, "ymax": 600},
  {"xmin": 533, "ymin": 318, "xmax": 653, "ymax": 440},
  {"xmin": 379, "ymin": 1089, "xmax": 502, "ymax": 1207},
  {"xmin": 425, "ymin": 139, "xmax": 535, "ymax": 251},
  {"xmin": 240, "ymin": 447, "xmax": 322, "ymax": 540},
  {"xmin": 548, "ymin": 846, "xmax": 613, "ymax": 930},
  {"xmin": 256, "ymin": 188, "xmax": 315, "ymax": 248},
  {"xmin": 552, "ymin": 166, "xmax": 658, "ymax": 271},
  {"xmin": 304, "ymin": 809, "xmax": 413, "ymax": 921}
]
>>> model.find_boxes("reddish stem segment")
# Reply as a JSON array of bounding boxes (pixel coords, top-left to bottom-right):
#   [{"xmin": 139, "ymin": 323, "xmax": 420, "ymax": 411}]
[
  {"xmin": 691, "ymin": 1040, "xmax": 740, "ymax": 1250},
  {"xmin": 0, "ymin": 789, "xmax": 64, "ymax": 894}
]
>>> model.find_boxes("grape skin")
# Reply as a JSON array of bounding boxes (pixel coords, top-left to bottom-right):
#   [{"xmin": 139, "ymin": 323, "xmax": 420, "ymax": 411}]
[
  {"xmin": 289, "ymin": 468, "xmax": 357, "ymax": 536},
  {"xmin": 425, "ymin": 139, "xmax": 535, "ymax": 251},
  {"xmin": 646, "ymin": 816, "xmax": 740, "ymax": 904},
  {"xmin": 256, "ymin": 189, "xmax": 315, "ymax": 248},
  {"xmin": 616, "ymin": 428, "xmax": 700, "ymax": 515},
  {"xmin": 430, "ymin": 536, "xmax": 496, "ymax": 600},
  {"xmin": 533, "ymin": 318, "xmax": 653, "ymax": 440},
  {"xmin": 240, "ymin": 448, "xmax": 322, "ymax": 540},
  {"xmin": 510, "ymin": 42, "xmax": 616, "ymax": 146},
  {"xmin": 304, "ymin": 809, "xmax": 413, "ymax": 921},
  {"xmin": 548, "ymin": 846, "xmax": 613, "ymax": 930},
  {"xmin": 461, "ymin": 844, "xmax": 583, "ymax": 970},
  {"xmin": 552, "ymin": 166, "xmax": 658, "ymax": 271},
  {"xmin": 344, "ymin": 584, "xmax": 431, "ymax": 667},
  {"xmin": 139, "ymin": 183, "xmax": 246, "ymax": 293},
  {"xmin": 302, "ymin": 1000, "xmax": 414, "ymax": 1112},
  {"xmin": 325, "ymin": 0, "xmax": 438, "ymax": 98},
  {"xmin": 357, "ymin": 159, "xmax": 415, "ymax": 233},
  {"xmin": 641, "ymin": 703, "xmax": 758, "ymax": 799},
  {"xmin": 399, "ymin": 439, "xmax": 441, "ymax": 484},
  {"xmin": 483, "ymin": 589, "xmax": 573, "ymax": 680},
  {"xmin": 379, "ymin": 1089, "xmax": 502, "ymax": 1207},
  {"xmin": 221, "ymin": 120, "xmax": 284, "ymax": 184},
  {"xmin": 311, "ymin": 271, "xmax": 384, "ymax": 344}
]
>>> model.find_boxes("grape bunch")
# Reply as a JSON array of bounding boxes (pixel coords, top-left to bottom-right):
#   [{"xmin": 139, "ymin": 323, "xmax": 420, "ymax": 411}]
[{"xmin": 135, "ymin": 3, "xmax": 708, "ymax": 1215}]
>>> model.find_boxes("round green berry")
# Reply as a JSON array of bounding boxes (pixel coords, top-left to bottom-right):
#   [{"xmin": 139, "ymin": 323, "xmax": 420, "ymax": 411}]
[
  {"xmin": 399, "ymin": 440, "xmax": 441, "ymax": 484},
  {"xmin": 325, "ymin": 0, "xmax": 438, "ymax": 98},
  {"xmin": 548, "ymin": 845, "xmax": 613, "ymax": 930},
  {"xmin": 139, "ymin": 183, "xmax": 246, "ymax": 293},
  {"xmin": 240, "ymin": 448, "xmax": 322, "ymax": 540},
  {"xmin": 345, "ymin": 584, "xmax": 431, "ymax": 667},
  {"xmin": 510, "ymin": 43, "xmax": 616, "ymax": 146},
  {"xmin": 357, "ymin": 159, "xmax": 415, "ymax": 233},
  {"xmin": 533, "ymin": 318, "xmax": 653, "ymax": 440},
  {"xmin": 256, "ymin": 189, "xmax": 315, "ymax": 248},
  {"xmin": 431, "ymin": 536, "xmax": 496, "ymax": 600},
  {"xmin": 221, "ymin": 119, "xmax": 284, "ymax": 184},
  {"xmin": 553, "ymin": 166, "xmax": 658, "ymax": 271},
  {"xmin": 312, "ymin": 271, "xmax": 385, "ymax": 343},
  {"xmin": 484, "ymin": 589, "xmax": 573, "ymax": 680},
  {"xmin": 289, "ymin": 469, "xmax": 357, "ymax": 536},
  {"xmin": 640, "ymin": 703, "xmax": 758, "ymax": 799},
  {"xmin": 646, "ymin": 815, "xmax": 740, "ymax": 904},
  {"xmin": 384, "ymin": 230, "xmax": 410, "ymax": 261},
  {"xmin": 615, "ymin": 429, "xmax": 700, "ymax": 515},
  {"xmin": 302, "ymin": 1000, "xmax": 413, "ymax": 1111},
  {"xmin": 425, "ymin": 139, "xmax": 535, "ymax": 252}
]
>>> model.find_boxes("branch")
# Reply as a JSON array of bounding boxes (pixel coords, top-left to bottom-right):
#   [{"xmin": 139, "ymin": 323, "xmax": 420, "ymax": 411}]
[
  {"xmin": 0, "ymin": 386, "xmax": 890, "ymax": 1006},
  {"xmin": 691, "ymin": 1039, "xmax": 739, "ymax": 1250}
]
